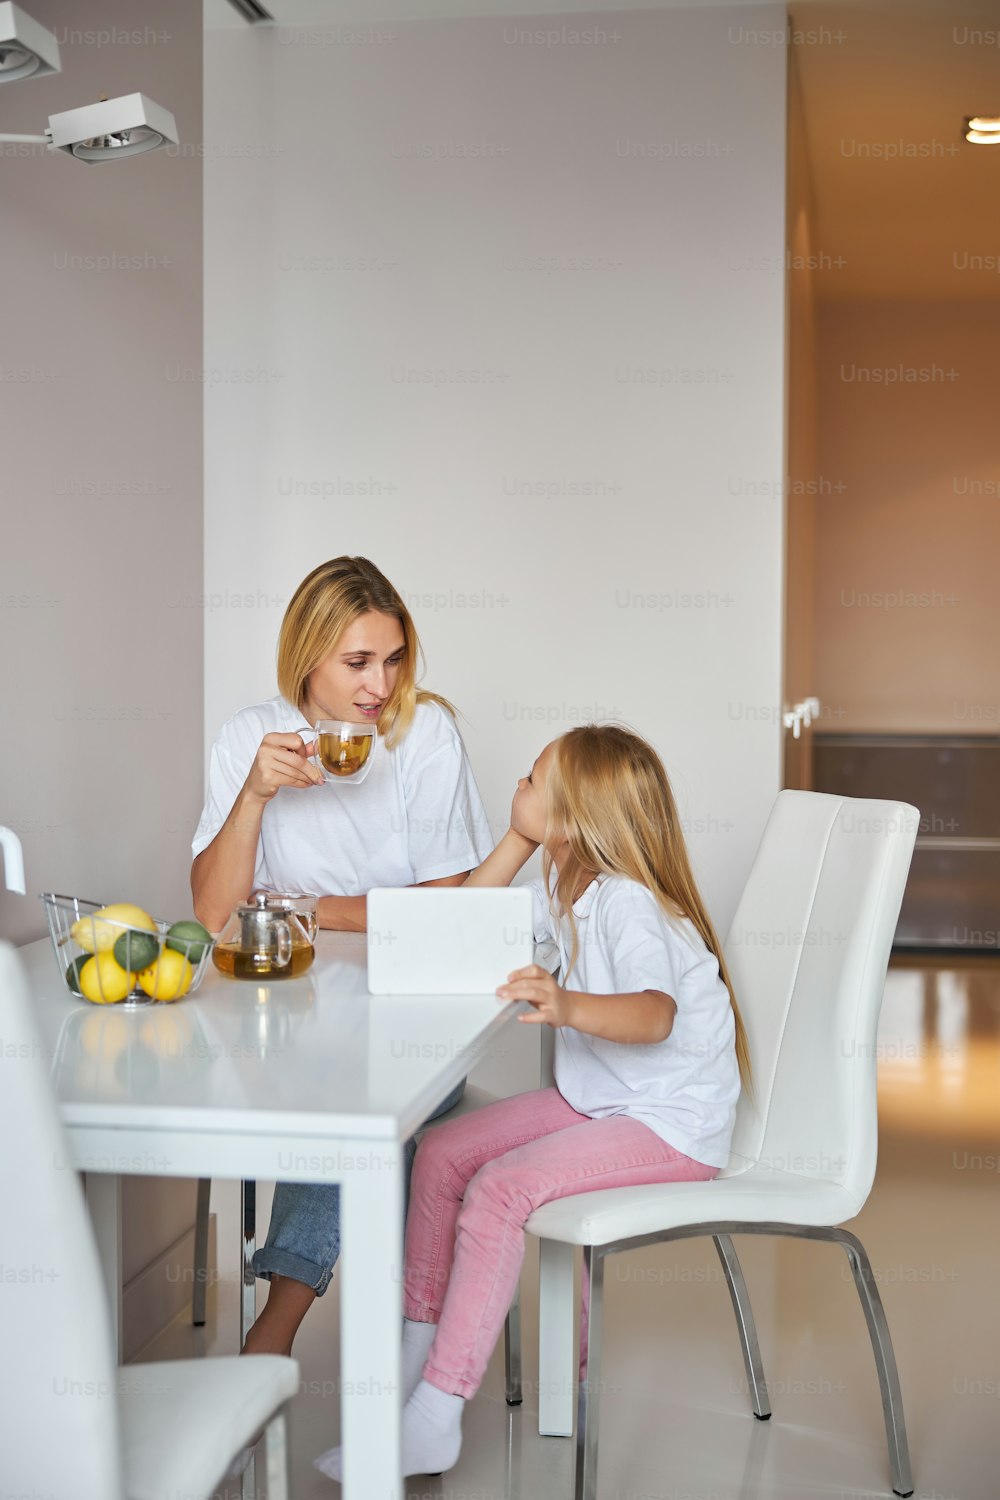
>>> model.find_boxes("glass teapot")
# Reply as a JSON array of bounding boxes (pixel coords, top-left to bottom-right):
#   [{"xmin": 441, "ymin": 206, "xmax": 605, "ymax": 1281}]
[{"xmin": 212, "ymin": 891, "xmax": 315, "ymax": 980}]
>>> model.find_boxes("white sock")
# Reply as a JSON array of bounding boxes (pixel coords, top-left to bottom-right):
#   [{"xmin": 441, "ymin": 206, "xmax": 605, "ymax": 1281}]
[
  {"xmin": 314, "ymin": 1379, "xmax": 464, "ymax": 1482},
  {"xmin": 401, "ymin": 1317, "xmax": 438, "ymax": 1402}
]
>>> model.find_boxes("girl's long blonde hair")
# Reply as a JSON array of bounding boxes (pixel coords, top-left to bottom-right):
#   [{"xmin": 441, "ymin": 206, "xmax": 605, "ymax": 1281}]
[
  {"xmin": 276, "ymin": 557, "xmax": 452, "ymax": 747},
  {"xmin": 544, "ymin": 725, "xmax": 751, "ymax": 1094}
]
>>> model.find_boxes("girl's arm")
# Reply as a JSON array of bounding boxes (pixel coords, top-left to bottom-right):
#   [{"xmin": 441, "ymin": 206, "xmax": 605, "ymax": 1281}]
[
  {"xmin": 462, "ymin": 828, "xmax": 539, "ymax": 888},
  {"xmin": 497, "ymin": 966, "xmax": 676, "ymax": 1046}
]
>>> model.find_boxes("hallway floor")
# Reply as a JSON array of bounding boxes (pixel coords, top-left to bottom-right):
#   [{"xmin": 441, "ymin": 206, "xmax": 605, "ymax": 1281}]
[{"xmin": 141, "ymin": 954, "xmax": 1000, "ymax": 1499}]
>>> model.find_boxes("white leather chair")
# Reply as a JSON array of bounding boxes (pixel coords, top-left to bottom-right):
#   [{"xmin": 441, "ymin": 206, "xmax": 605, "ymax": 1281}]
[
  {"xmin": 522, "ymin": 791, "xmax": 919, "ymax": 1500},
  {"xmin": 0, "ymin": 940, "xmax": 300, "ymax": 1500}
]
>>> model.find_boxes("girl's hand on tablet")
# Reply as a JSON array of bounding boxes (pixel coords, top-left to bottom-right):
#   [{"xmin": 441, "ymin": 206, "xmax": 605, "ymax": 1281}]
[{"xmin": 499, "ymin": 965, "xmax": 571, "ymax": 1027}]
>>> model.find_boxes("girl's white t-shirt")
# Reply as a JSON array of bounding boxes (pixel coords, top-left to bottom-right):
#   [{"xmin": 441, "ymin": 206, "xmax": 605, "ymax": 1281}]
[
  {"xmin": 529, "ymin": 873, "xmax": 740, "ymax": 1168},
  {"xmin": 192, "ymin": 697, "xmax": 494, "ymax": 896}
]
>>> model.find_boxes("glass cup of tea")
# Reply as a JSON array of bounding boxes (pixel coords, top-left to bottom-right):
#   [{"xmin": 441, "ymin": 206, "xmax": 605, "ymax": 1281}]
[{"xmin": 313, "ymin": 720, "xmax": 377, "ymax": 784}]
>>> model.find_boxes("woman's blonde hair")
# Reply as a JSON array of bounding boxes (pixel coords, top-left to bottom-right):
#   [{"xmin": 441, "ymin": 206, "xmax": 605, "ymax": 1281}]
[
  {"xmin": 543, "ymin": 725, "xmax": 751, "ymax": 1094},
  {"xmin": 276, "ymin": 557, "xmax": 452, "ymax": 747}
]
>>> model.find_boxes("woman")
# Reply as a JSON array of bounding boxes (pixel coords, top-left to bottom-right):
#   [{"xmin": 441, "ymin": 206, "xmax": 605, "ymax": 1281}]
[{"xmin": 191, "ymin": 556, "xmax": 494, "ymax": 1354}]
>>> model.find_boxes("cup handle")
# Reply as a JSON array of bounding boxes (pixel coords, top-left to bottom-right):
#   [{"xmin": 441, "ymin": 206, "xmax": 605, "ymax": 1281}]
[{"xmin": 274, "ymin": 919, "xmax": 292, "ymax": 968}]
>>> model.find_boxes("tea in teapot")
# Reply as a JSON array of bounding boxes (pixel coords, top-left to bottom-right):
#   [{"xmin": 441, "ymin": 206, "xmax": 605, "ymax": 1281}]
[{"xmin": 212, "ymin": 891, "xmax": 315, "ymax": 980}]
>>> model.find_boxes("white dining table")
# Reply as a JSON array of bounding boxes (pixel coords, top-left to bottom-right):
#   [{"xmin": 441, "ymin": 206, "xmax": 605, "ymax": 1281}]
[{"xmin": 23, "ymin": 929, "xmax": 529, "ymax": 1499}]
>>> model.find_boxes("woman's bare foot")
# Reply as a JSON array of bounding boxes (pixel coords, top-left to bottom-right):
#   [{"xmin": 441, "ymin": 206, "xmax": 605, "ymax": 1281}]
[{"xmin": 241, "ymin": 1273, "xmax": 317, "ymax": 1356}]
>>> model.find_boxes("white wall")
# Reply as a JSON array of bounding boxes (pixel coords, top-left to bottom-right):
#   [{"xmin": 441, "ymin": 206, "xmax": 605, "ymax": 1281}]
[{"xmin": 204, "ymin": 3, "xmax": 788, "ymax": 935}]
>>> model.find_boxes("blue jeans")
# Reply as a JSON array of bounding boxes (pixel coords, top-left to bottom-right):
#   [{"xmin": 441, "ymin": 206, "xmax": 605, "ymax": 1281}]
[{"xmin": 252, "ymin": 1077, "xmax": 467, "ymax": 1296}]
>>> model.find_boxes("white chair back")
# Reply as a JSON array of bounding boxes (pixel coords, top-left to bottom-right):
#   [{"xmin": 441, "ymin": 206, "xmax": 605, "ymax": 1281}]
[
  {"xmin": 0, "ymin": 941, "xmax": 124, "ymax": 1497},
  {"xmin": 721, "ymin": 792, "xmax": 917, "ymax": 1213}
]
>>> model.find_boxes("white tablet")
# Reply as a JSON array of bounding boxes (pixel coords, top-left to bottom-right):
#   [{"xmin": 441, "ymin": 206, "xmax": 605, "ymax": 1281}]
[{"xmin": 366, "ymin": 887, "xmax": 535, "ymax": 995}]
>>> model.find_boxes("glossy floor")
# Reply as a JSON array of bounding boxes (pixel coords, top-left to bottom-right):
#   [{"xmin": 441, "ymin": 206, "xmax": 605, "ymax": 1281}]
[{"xmin": 140, "ymin": 956, "xmax": 1000, "ymax": 1499}]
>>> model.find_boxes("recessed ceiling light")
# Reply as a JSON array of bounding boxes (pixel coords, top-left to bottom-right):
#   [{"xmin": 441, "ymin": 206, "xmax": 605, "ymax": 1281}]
[{"xmin": 965, "ymin": 115, "xmax": 1000, "ymax": 144}]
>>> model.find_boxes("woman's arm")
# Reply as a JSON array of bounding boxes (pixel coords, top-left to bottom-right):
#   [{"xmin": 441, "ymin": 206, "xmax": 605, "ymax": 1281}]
[
  {"xmin": 317, "ymin": 869, "xmax": 471, "ymax": 933},
  {"xmin": 462, "ymin": 828, "xmax": 539, "ymax": 888},
  {"xmin": 497, "ymin": 966, "xmax": 676, "ymax": 1045},
  {"xmin": 191, "ymin": 732, "xmax": 323, "ymax": 931}
]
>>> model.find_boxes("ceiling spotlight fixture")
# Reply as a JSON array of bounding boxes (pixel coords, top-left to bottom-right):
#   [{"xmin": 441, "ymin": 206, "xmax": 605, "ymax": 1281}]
[
  {"xmin": 0, "ymin": 88, "xmax": 178, "ymax": 162},
  {"xmin": 0, "ymin": 1, "xmax": 59, "ymax": 82},
  {"xmin": 965, "ymin": 115, "xmax": 1000, "ymax": 145},
  {"xmin": 0, "ymin": 91, "xmax": 178, "ymax": 161},
  {"xmin": 48, "ymin": 93, "xmax": 178, "ymax": 161},
  {"xmin": 0, "ymin": 5, "xmax": 178, "ymax": 163}
]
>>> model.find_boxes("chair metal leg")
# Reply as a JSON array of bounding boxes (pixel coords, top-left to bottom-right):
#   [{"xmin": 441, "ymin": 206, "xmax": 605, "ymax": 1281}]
[
  {"xmin": 241, "ymin": 1178, "xmax": 257, "ymax": 1349},
  {"xmin": 574, "ymin": 1246, "xmax": 604, "ymax": 1500},
  {"xmin": 713, "ymin": 1233, "xmax": 771, "ymax": 1420},
  {"xmin": 832, "ymin": 1228, "xmax": 914, "ymax": 1498},
  {"xmin": 537, "ymin": 1237, "xmax": 576, "ymax": 1437},
  {"xmin": 505, "ymin": 1278, "xmax": 523, "ymax": 1405},
  {"xmin": 540, "ymin": 1219, "xmax": 913, "ymax": 1497},
  {"xmin": 264, "ymin": 1406, "xmax": 290, "ymax": 1500},
  {"xmin": 192, "ymin": 1178, "xmax": 211, "ymax": 1326}
]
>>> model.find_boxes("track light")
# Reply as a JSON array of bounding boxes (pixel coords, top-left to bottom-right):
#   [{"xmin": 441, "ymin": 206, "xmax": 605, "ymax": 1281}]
[
  {"xmin": 0, "ymin": 1, "xmax": 59, "ymax": 82},
  {"xmin": 0, "ymin": 5, "xmax": 178, "ymax": 163},
  {"xmin": 48, "ymin": 93, "xmax": 178, "ymax": 161}
]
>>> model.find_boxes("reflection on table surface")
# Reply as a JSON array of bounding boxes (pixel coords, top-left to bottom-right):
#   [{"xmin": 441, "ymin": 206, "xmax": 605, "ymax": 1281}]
[{"xmin": 30, "ymin": 930, "xmax": 519, "ymax": 1130}]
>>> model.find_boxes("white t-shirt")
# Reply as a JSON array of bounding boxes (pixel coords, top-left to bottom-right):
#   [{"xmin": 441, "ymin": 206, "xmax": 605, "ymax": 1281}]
[
  {"xmin": 529, "ymin": 873, "xmax": 740, "ymax": 1168},
  {"xmin": 192, "ymin": 697, "xmax": 494, "ymax": 896}
]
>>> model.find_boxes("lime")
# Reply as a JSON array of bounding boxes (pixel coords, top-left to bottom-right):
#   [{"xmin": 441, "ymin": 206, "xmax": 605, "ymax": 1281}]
[
  {"xmin": 113, "ymin": 929, "xmax": 160, "ymax": 973},
  {"xmin": 65, "ymin": 954, "xmax": 90, "ymax": 994},
  {"xmin": 79, "ymin": 952, "xmax": 135, "ymax": 1005},
  {"xmin": 165, "ymin": 919, "xmax": 212, "ymax": 965},
  {"xmin": 137, "ymin": 948, "xmax": 193, "ymax": 1002}
]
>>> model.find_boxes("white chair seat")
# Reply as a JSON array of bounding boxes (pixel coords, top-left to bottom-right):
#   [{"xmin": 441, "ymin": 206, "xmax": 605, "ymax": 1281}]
[
  {"xmin": 525, "ymin": 1168, "xmax": 860, "ymax": 1245},
  {"xmin": 120, "ymin": 1355, "xmax": 299, "ymax": 1500}
]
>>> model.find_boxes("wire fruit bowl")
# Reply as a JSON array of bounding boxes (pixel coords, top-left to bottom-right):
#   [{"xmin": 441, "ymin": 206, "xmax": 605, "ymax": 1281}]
[{"xmin": 41, "ymin": 892, "xmax": 214, "ymax": 1006}]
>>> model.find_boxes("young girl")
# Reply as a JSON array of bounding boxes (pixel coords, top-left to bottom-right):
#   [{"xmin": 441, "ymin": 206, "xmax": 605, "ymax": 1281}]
[{"xmin": 315, "ymin": 724, "xmax": 751, "ymax": 1483}]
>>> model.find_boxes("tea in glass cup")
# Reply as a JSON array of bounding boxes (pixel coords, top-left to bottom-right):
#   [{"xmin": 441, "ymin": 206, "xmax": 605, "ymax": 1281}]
[{"xmin": 314, "ymin": 720, "xmax": 377, "ymax": 784}]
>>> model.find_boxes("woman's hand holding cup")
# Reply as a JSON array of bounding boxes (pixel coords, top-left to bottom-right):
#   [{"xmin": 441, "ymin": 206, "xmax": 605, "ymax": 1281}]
[{"xmin": 245, "ymin": 732, "xmax": 325, "ymax": 802}]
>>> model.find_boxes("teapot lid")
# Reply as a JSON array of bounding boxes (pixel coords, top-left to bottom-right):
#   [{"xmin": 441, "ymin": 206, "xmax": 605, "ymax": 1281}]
[{"xmin": 236, "ymin": 891, "xmax": 272, "ymax": 914}]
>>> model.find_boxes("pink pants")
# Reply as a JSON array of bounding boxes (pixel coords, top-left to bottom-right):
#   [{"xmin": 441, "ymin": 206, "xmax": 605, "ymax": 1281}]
[{"xmin": 403, "ymin": 1086, "xmax": 718, "ymax": 1399}]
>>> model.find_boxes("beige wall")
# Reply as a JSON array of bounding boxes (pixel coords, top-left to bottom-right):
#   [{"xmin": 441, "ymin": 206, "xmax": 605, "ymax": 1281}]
[
  {"xmin": 813, "ymin": 300, "xmax": 1000, "ymax": 733},
  {"xmin": 0, "ymin": 0, "xmax": 204, "ymax": 1359}
]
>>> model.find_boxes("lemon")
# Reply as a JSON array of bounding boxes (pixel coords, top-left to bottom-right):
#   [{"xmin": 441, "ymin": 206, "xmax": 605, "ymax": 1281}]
[
  {"xmin": 138, "ymin": 947, "xmax": 193, "ymax": 1002},
  {"xmin": 79, "ymin": 952, "xmax": 136, "ymax": 1005},
  {"xmin": 71, "ymin": 902, "xmax": 157, "ymax": 954}
]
